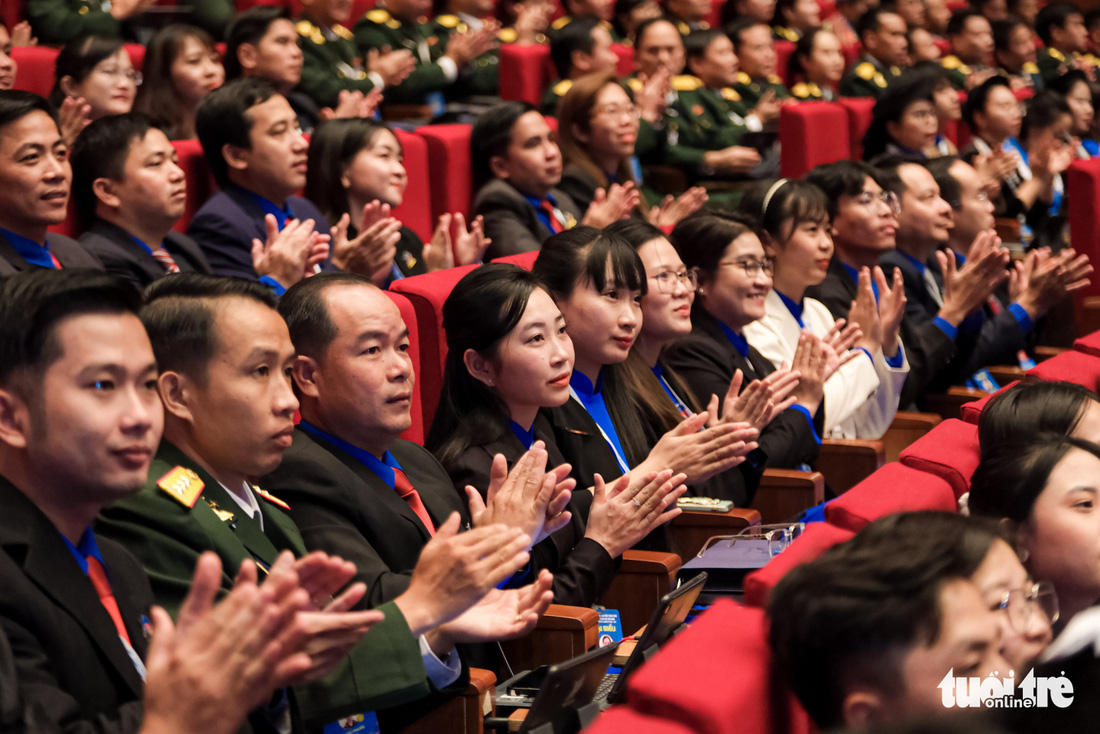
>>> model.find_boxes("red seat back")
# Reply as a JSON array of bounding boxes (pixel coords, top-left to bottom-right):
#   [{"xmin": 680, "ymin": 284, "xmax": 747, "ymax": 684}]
[
  {"xmin": 491, "ymin": 250, "xmax": 539, "ymax": 269},
  {"xmin": 393, "ymin": 129, "xmax": 434, "ymax": 242},
  {"xmin": 841, "ymin": 42, "xmax": 861, "ymax": 67},
  {"xmin": 837, "ymin": 97, "xmax": 874, "ymax": 160},
  {"xmin": 389, "ymin": 264, "xmax": 480, "ymax": 432},
  {"xmin": 743, "ymin": 522, "xmax": 855, "ymax": 608},
  {"xmin": 415, "ymin": 124, "xmax": 472, "ymax": 223},
  {"xmin": 707, "ymin": 0, "xmax": 723, "ymax": 27},
  {"xmin": 12, "ymin": 46, "xmax": 59, "ymax": 98},
  {"xmin": 612, "ymin": 44, "xmax": 634, "ymax": 76},
  {"xmin": 125, "ymin": 43, "xmax": 146, "ymax": 74},
  {"xmin": 779, "ymin": 102, "xmax": 849, "ymax": 178},
  {"xmin": 1074, "ymin": 331, "xmax": 1100, "ymax": 359},
  {"xmin": 170, "ymin": 139, "xmax": 216, "ymax": 234},
  {"xmin": 1026, "ymin": 349, "xmax": 1100, "ymax": 392},
  {"xmin": 385, "ymin": 291, "xmax": 425, "ymax": 445},
  {"xmin": 898, "ymin": 419, "xmax": 981, "ymax": 499},
  {"xmin": 1067, "ymin": 159, "xmax": 1100, "ymax": 306},
  {"xmin": 46, "ymin": 200, "xmax": 78, "ymax": 238},
  {"xmin": 586, "ymin": 708, "xmax": 700, "ymax": 734},
  {"xmin": 774, "ymin": 40, "xmax": 795, "ymax": 87},
  {"xmin": 825, "ymin": 462, "xmax": 958, "ymax": 532},
  {"xmin": 499, "ymin": 43, "xmax": 553, "ymax": 106},
  {"xmin": 959, "ymin": 380, "xmax": 1018, "ymax": 425}
]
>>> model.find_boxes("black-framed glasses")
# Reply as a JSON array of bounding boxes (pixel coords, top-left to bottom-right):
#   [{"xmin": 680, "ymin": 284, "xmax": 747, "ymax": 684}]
[
  {"xmin": 994, "ymin": 581, "xmax": 1059, "ymax": 634},
  {"xmin": 651, "ymin": 268, "xmax": 698, "ymax": 293},
  {"xmin": 721, "ymin": 258, "xmax": 774, "ymax": 277}
]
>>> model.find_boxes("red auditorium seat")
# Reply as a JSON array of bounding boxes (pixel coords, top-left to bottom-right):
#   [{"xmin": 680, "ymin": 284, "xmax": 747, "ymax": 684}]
[
  {"xmin": 779, "ymin": 101, "xmax": 849, "ymax": 178},
  {"xmin": 415, "ymin": 124, "xmax": 472, "ymax": 224},
  {"xmin": 837, "ymin": 97, "xmax": 874, "ymax": 159},
  {"xmin": 1, "ymin": 0, "xmax": 20, "ymax": 38},
  {"xmin": 499, "ymin": 43, "xmax": 553, "ymax": 106},
  {"xmin": 1075, "ymin": 331, "xmax": 1100, "ymax": 359},
  {"xmin": 171, "ymin": 139, "xmax": 216, "ymax": 234},
  {"xmin": 385, "ymin": 291, "xmax": 425, "ymax": 445},
  {"xmin": 389, "ymin": 264, "xmax": 480, "ymax": 431},
  {"xmin": 825, "ymin": 462, "xmax": 958, "ymax": 532},
  {"xmin": 1026, "ymin": 349, "xmax": 1100, "ymax": 392},
  {"xmin": 841, "ymin": 42, "xmax": 861, "ymax": 68},
  {"xmin": 125, "ymin": 43, "xmax": 146, "ymax": 74},
  {"xmin": 959, "ymin": 381, "xmax": 1018, "ymax": 424},
  {"xmin": 1067, "ymin": 159, "xmax": 1100, "ymax": 305},
  {"xmin": 707, "ymin": 0, "xmax": 722, "ymax": 27},
  {"xmin": 774, "ymin": 40, "xmax": 795, "ymax": 87},
  {"xmin": 612, "ymin": 44, "xmax": 633, "ymax": 77},
  {"xmin": 743, "ymin": 522, "xmax": 855, "ymax": 608},
  {"xmin": 587, "ymin": 708, "xmax": 698, "ymax": 734},
  {"xmin": 898, "ymin": 418, "xmax": 980, "ymax": 500},
  {"xmin": 47, "ymin": 201, "xmax": 77, "ymax": 239},
  {"xmin": 625, "ymin": 599, "xmax": 813, "ymax": 734},
  {"xmin": 492, "ymin": 250, "xmax": 539, "ymax": 269},
  {"xmin": 393, "ymin": 129, "xmax": 433, "ymax": 242},
  {"xmin": 12, "ymin": 46, "xmax": 59, "ymax": 98}
]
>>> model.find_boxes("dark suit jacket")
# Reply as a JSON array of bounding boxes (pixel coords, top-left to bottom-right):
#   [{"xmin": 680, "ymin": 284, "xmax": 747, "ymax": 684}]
[
  {"xmin": 79, "ymin": 220, "xmax": 212, "ymax": 289},
  {"xmin": 186, "ymin": 185, "xmax": 329, "ymax": 281},
  {"xmin": 473, "ymin": 179, "xmax": 583, "ymax": 259},
  {"xmin": 806, "ymin": 256, "xmax": 956, "ymax": 409},
  {"xmin": 261, "ymin": 430, "xmax": 470, "ymax": 608},
  {"xmin": 663, "ymin": 309, "xmax": 821, "ymax": 470},
  {"xmin": 0, "ymin": 232, "xmax": 103, "ymax": 276},
  {"xmin": 880, "ymin": 250, "xmax": 1027, "ymax": 390},
  {"xmin": 0, "ymin": 475, "xmax": 149, "ymax": 734},
  {"xmin": 440, "ymin": 414, "xmax": 617, "ymax": 608}
]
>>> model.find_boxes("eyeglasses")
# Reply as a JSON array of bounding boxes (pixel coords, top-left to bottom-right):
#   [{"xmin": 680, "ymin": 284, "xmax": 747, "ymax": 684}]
[
  {"xmin": 592, "ymin": 103, "xmax": 641, "ymax": 120},
  {"xmin": 857, "ymin": 190, "xmax": 901, "ymax": 215},
  {"xmin": 994, "ymin": 581, "xmax": 1059, "ymax": 635},
  {"xmin": 720, "ymin": 258, "xmax": 774, "ymax": 277},
  {"xmin": 96, "ymin": 66, "xmax": 143, "ymax": 85},
  {"xmin": 946, "ymin": 191, "xmax": 990, "ymax": 210},
  {"xmin": 696, "ymin": 522, "xmax": 806, "ymax": 559},
  {"xmin": 651, "ymin": 268, "xmax": 698, "ymax": 293}
]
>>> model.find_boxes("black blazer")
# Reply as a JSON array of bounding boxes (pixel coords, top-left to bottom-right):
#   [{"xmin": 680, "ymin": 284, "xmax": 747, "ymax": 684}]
[
  {"xmin": 79, "ymin": 220, "xmax": 212, "ymax": 289},
  {"xmin": 0, "ymin": 476, "xmax": 150, "ymax": 734},
  {"xmin": 260, "ymin": 430, "xmax": 470, "ymax": 608},
  {"xmin": 880, "ymin": 250, "xmax": 1027, "ymax": 390},
  {"xmin": 187, "ymin": 185, "xmax": 329, "ymax": 281},
  {"xmin": 806, "ymin": 256, "xmax": 956, "ymax": 409},
  {"xmin": 472, "ymin": 179, "xmax": 583, "ymax": 260},
  {"xmin": 663, "ymin": 309, "xmax": 821, "ymax": 470},
  {"xmin": 0, "ymin": 232, "xmax": 103, "ymax": 276},
  {"xmin": 440, "ymin": 413, "xmax": 617, "ymax": 608}
]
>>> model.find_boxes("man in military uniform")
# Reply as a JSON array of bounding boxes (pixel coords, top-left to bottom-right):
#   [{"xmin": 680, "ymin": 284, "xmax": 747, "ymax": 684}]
[
  {"xmin": 432, "ymin": 0, "xmax": 525, "ymax": 99},
  {"xmin": 728, "ymin": 19, "xmax": 790, "ymax": 106},
  {"xmin": 840, "ymin": 7, "xmax": 907, "ymax": 97},
  {"xmin": 1035, "ymin": 2, "xmax": 1100, "ymax": 83},
  {"xmin": 664, "ymin": 0, "xmax": 711, "ymax": 36},
  {"xmin": 25, "ymin": 0, "xmax": 155, "ymax": 43},
  {"xmin": 543, "ymin": 16, "xmax": 620, "ymax": 112},
  {"xmin": 941, "ymin": 8, "xmax": 996, "ymax": 89},
  {"xmin": 353, "ymin": 0, "xmax": 498, "ymax": 106},
  {"xmin": 993, "ymin": 16, "xmax": 1042, "ymax": 90},
  {"xmin": 773, "ymin": 0, "xmax": 821, "ymax": 42},
  {"xmin": 549, "ymin": 0, "xmax": 619, "ymax": 39}
]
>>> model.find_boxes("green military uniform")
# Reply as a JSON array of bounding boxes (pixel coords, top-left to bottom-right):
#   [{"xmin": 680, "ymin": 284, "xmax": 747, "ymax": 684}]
[
  {"xmin": 26, "ymin": 0, "xmax": 121, "ymax": 44},
  {"xmin": 772, "ymin": 25, "xmax": 800, "ymax": 42},
  {"xmin": 839, "ymin": 56, "xmax": 901, "ymax": 98},
  {"xmin": 189, "ymin": 0, "xmax": 233, "ymax": 40},
  {"xmin": 791, "ymin": 81, "xmax": 836, "ymax": 101},
  {"xmin": 541, "ymin": 77, "xmax": 574, "ymax": 115},
  {"xmin": 1036, "ymin": 47, "xmax": 1100, "ymax": 83},
  {"xmin": 665, "ymin": 75, "xmax": 755, "ymax": 176},
  {"xmin": 731, "ymin": 71, "xmax": 790, "ymax": 107},
  {"xmin": 354, "ymin": 8, "xmax": 452, "ymax": 105},
  {"xmin": 548, "ymin": 15, "xmax": 622, "ymax": 41},
  {"xmin": 940, "ymin": 54, "xmax": 992, "ymax": 90},
  {"xmin": 664, "ymin": 12, "xmax": 710, "ymax": 36},
  {"xmin": 999, "ymin": 61, "xmax": 1043, "ymax": 91},
  {"xmin": 297, "ymin": 16, "xmax": 380, "ymax": 109},
  {"xmin": 431, "ymin": 13, "xmax": 511, "ymax": 98},
  {"xmin": 96, "ymin": 441, "xmax": 434, "ymax": 725}
]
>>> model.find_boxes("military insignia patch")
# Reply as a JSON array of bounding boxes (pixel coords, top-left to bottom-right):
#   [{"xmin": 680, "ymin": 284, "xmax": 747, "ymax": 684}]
[{"xmin": 157, "ymin": 466, "xmax": 204, "ymax": 508}]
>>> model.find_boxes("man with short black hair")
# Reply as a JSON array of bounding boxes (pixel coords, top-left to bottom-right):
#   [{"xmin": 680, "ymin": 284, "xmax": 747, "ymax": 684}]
[
  {"xmin": 0, "ymin": 90, "xmax": 101, "ymax": 275},
  {"xmin": 839, "ymin": 8, "xmax": 908, "ymax": 97},
  {"xmin": 941, "ymin": 8, "xmax": 996, "ymax": 89},
  {"xmin": 1035, "ymin": 3, "xmax": 1100, "ymax": 82},
  {"xmin": 728, "ymin": 19, "xmax": 790, "ymax": 104},
  {"xmin": 992, "ymin": 16, "xmax": 1041, "ymax": 89},
  {"xmin": 542, "ymin": 16, "xmax": 619, "ymax": 113}
]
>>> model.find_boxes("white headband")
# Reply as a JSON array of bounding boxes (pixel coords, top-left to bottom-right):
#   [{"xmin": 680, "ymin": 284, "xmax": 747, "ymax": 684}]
[{"xmin": 761, "ymin": 178, "xmax": 789, "ymax": 220}]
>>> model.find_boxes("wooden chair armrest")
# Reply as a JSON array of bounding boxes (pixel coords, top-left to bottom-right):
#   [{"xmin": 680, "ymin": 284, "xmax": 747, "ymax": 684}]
[
  {"xmin": 882, "ymin": 411, "xmax": 942, "ymax": 462},
  {"xmin": 922, "ymin": 386, "xmax": 988, "ymax": 420},
  {"xmin": 598, "ymin": 551, "xmax": 681, "ymax": 633},
  {"xmin": 749, "ymin": 469, "xmax": 825, "ymax": 524},
  {"xmin": 816, "ymin": 438, "xmax": 885, "ymax": 495},
  {"xmin": 398, "ymin": 667, "xmax": 497, "ymax": 734},
  {"xmin": 669, "ymin": 507, "xmax": 762, "ymax": 562},
  {"xmin": 641, "ymin": 165, "xmax": 688, "ymax": 195},
  {"xmin": 1035, "ymin": 345, "xmax": 1067, "ymax": 361},
  {"xmin": 985, "ymin": 365, "xmax": 1026, "ymax": 385},
  {"xmin": 1077, "ymin": 296, "xmax": 1100, "ymax": 337},
  {"xmin": 619, "ymin": 549, "xmax": 682, "ymax": 574},
  {"xmin": 496, "ymin": 605, "xmax": 599, "ymax": 679},
  {"xmin": 380, "ymin": 104, "xmax": 434, "ymax": 122}
]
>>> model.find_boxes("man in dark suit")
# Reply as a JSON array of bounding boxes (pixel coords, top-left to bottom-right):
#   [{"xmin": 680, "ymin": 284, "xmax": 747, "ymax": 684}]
[
  {"xmin": 471, "ymin": 101, "xmax": 636, "ymax": 258},
  {"xmin": 70, "ymin": 114, "xmax": 213, "ymax": 289},
  {"xmin": 0, "ymin": 91, "xmax": 102, "ymax": 276},
  {"xmin": 0, "ymin": 269, "xmax": 348, "ymax": 734}
]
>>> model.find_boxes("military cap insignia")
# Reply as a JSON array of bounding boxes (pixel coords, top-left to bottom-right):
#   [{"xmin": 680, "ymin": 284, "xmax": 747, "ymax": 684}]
[
  {"xmin": 855, "ymin": 61, "xmax": 874, "ymax": 80},
  {"xmin": 720, "ymin": 86, "xmax": 741, "ymax": 101},
  {"xmin": 253, "ymin": 486, "xmax": 291, "ymax": 511},
  {"xmin": 157, "ymin": 466, "xmax": 204, "ymax": 508}
]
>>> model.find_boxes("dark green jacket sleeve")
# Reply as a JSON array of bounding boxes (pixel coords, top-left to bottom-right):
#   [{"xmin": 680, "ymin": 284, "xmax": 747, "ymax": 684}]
[
  {"xmin": 353, "ymin": 22, "xmax": 449, "ymax": 104},
  {"xmin": 298, "ymin": 42, "xmax": 378, "ymax": 109},
  {"xmin": 188, "ymin": 0, "xmax": 233, "ymax": 39},
  {"xmin": 26, "ymin": 0, "xmax": 120, "ymax": 44}
]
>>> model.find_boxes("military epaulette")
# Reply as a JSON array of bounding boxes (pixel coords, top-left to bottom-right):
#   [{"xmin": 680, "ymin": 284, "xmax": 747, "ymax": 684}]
[
  {"xmin": 365, "ymin": 8, "xmax": 391, "ymax": 23},
  {"xmin": 1023, "ymin": 61, "xmax": 1039, "ymax": 74},
  {"xmin": 773, "ymin": 25, "xmax": 798, "ymax": 42},
  {"xmin": 600, "ymin": 20, "xmax": 613, "ymax": 33},
  {"xmin": 297, "ymin": 19, "xmax": 325, "ymax": 44},
  {"xmin": 736, "ymin": 71, "xmax": 752, "ymax": 85},
  {"xmin": 253, "ymin": 486, "xmax": 291, "ymax": 511},
  {"xmin": 498, "ymin": 27, "xmax": 517, "ymax": 43},
  {"xmin": 157, "ymin": 466, "xmax": 204, "ymax": 509},
  {"xmin": 888, "ymin": 65, "xmax": 901, "ymax": 76},
  {"xmin": 942, "ymin": 55, "xmax": 971, "ymax": 74},
  {"xmin": 720, "ymin": 86, "xmax": 741, "ymax": 101},
  {"xmin": 1048, "ymin": 48, "xmax": 1065, "ymax": 62},
  {"xmin": 297, "ymin": 19, "xmax": 315, "ymax": 36},
  {"xmin": 1083, "ymin": 53, "xmax": 1100, "ymax": 67},
  {"xmin": 333, "ymin": 23, "xmax": 353, "ymax": 40},
  {"xmin": 626, "ymin": 77, "xmax": 643, "ymax": 91},
  {"xmin": 671, "ymin": 74, "xmax": 703, "ymax": 91},
  {"xmin": 436, "ymin": 13, "xmax": 459, "ymax": 27},
  {"xmin": 874, "ymin": 72, "xmax": 887, "ymax": 88},
  {"xmin": 767, "ymin": 74, "xmax": 783, "ymax": 85},
  {"xmin": 552, "ymin": 78, "xmax": 573, "ymax": 95},
  {"xmin": 855, "ymin": 61, "xmax": 875, "ymax": 80},
  {"xmin": 677, "ymin": 21, "xmax": 690, "ymax": 35},
  {"xmin": 551, "ymin": 15, "xmax": 571, "ymax": 30},
  {"xmin": 792, "ymin": 82, "xmax": 821, "ymax": 98}
]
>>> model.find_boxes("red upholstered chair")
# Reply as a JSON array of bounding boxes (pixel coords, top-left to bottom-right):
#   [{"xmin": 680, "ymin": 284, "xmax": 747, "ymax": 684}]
[
  {"xmin": 46, "ymin": 201, "xmax": 78, "ymax": 238},
  {"xmin": 170, "ymin": 139, "xmax": 216, "ymax": 234},
  {"xmin": 837, "ymin": 96, "xmax": 874, "ymax": 160},
  {"xmin": 125, "ymin": 43, "xmax": 146, "ymax": 73},
  {"xmin": 385, "ymin": 291, "xmax": 425, "ymax": 445},
  {"xmin": 389, "ymin": 264, "xmax": 480, "ymax": 431},
  {"xmin": 743, "ymin": 522, "xmax": 855, "ymax": 608},
  {"xmin": 818, "ymin": 0, "xmax": 836, "ymax": 18},
  {"xmin": 499, "ymin": 43, "xmax": 553, "ymax": 105},
  {"xmin": 1074, "ymin": 331, "xmax": 1100, "ymax": 359},
  {"xmin": 626, "ymin": 599, "xmax": 814, "ymax": 734},
  {"xmin": 12, "ymin": 46, "xmax": 59, "ymax": 98},
  {"xmin": 779, "ymin": 102, "xmax": 850, "ymax": 178},
  {"xmin": 824, "ymin": 462, "xmax": 958, "ymax": 532},
  {"xmin": 959, "ymin": 380, "xmax": 1018, "ymax": 424},
  {"xmin": 707, "ymin": 0, "xmax": 723, "ymax": 27},
  {"xmin": 933, "ymin": 37, "xmax": 950, "ymax": 55},
  {"xmin": 841, "ymin": 42, "xmax": 861, "ymax": 67},
  {"xmin": 1, "ymin": 0, "xmax": 21, "ymax": 37},
  {"xmin": 492, "ymin": 250, "xmax": 539, "ymax": 269},
  {"xmin": 1026, "ymin": 349, "xmax": 1100, "ymax": 392},
  {"xmin": 392, "ymin": 129, "xmax": 434, "ymax": 242},
  {"xmin": 1068, "ymin": 159, "xmax": 1100, "ymax": 304},
  {"xmin": 774, "ymin": 41, "xmax": 795, "ymax": 87},
  {"xmin": 612, "ymin": 44, "xmax": 634, "ymax": 76},
  {"xmin": 586, "ymin": 708, "xmax": 699, "ymax": 734},
  {"xmin": 415, "ymin": 124, "xmax": 472, "ymax": 224},
  {"xmin": 898, "ymin": 419, "xmax": 981, "ymax": 500}
]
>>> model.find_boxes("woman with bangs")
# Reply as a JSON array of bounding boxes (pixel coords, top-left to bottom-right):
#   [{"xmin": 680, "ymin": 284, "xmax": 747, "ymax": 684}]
[
  {"xmin": 134, "ymin": 25, "xmax": 225, "ymax": 140},
  {"xmin": 742, "ymin": 178, "xmax": 908, "ymax": 439},
  {"xmin": 426, "ymin": 263, "xmax": 685, "ymax": 605},
  {"xmin": 532, "ymin": 227, "xmax": 759, "ymax": 545}
]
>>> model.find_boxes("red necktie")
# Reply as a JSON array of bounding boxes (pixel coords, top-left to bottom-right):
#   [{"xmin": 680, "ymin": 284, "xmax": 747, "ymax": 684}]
[
  {"xmin": 86, "ymin": 556, "xmax": 133, "ymax": 646},
  {"xmin": 392, "ymin": 468, "xmax": 436, "ymax": 536},
  {"xmin": 49, "ymin": 252, "xmax": 62, "ymax": 269},
  {"xmin": 540, "ymin": 200, "xmax": 564, "ymax": 233},
  {"xmin": 152, "ymin": 247, "xmax": 181, "ymax": 274}
]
